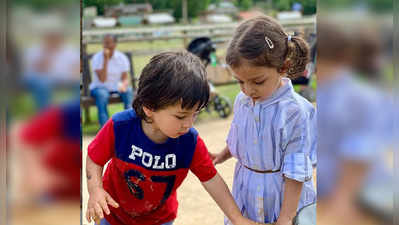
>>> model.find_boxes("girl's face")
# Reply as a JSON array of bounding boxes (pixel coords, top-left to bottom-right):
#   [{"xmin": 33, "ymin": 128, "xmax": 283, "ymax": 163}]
[
  {"xmin": 231, "ymin": 64, "xmax": 283, "ymax": 103},
  {"xmin": 144, "ymin": 103, "xmax": 200, "ymax": 139}
]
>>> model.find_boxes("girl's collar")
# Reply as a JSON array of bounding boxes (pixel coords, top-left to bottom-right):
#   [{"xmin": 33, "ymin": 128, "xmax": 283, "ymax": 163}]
[{"xmin": 242, "ymin": 77, "xmax": 293, "ymax": 107}]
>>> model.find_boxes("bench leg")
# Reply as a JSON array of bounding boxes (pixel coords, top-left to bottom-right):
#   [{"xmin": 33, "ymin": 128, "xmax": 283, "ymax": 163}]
[{"xmin": 84, "ymin": 106, "xmax": 91, "ymax": 124}]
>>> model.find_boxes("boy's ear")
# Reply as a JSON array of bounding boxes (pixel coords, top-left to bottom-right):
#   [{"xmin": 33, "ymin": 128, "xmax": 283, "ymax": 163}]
[{"xmin": 142, "ymin": 106, "xmax": 154, "ymax": 118}]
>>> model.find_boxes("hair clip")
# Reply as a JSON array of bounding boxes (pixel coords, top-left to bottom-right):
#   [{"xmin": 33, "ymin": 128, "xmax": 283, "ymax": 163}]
[{"xmin": 264, "ymin": 36, "xmax": 274, "ymax": 49}]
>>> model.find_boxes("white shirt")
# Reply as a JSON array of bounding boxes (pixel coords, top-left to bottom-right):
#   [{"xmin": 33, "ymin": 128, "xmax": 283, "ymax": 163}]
[
  {"xmin": 89, "ymin": 50, "xmax": 130, "ymax": 92},
  {"xmin": 23, "ymin": 44, "xmax": 79, "ymax": 82}
]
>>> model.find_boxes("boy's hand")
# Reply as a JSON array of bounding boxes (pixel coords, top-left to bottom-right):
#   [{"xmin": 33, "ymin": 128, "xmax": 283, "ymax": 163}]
[{"xmin": 86, "ymin": 187, "xmax": 119, "ymax": 224}]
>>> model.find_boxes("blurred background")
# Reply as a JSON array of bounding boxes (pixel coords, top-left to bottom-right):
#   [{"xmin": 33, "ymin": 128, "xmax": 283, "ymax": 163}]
[
  {"xmin": 317, "ymin": 1, "xmax": 395, "ymax": 225},
  {"xmin": 2, "ymin": 0, "xmax": 398, "ymax": 225},
  {"xmin": 6, "ymin": 0, "xmax": 80, "ymax": 225}
]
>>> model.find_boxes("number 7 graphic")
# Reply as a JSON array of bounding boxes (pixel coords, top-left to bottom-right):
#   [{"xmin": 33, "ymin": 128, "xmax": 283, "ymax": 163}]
[{"xmin": 124, "ymin": 169, "xmax": 176, "ymax": 205}]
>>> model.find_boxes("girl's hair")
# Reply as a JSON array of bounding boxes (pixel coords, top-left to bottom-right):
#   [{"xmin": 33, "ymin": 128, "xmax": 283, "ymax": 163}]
[
  {"xmin": 226, "ymin": 15, "xmax": 310, "ymax": 78},
  {"xmin": 133, "ymin": 51, "xmax": 210, "ymax": 122}
]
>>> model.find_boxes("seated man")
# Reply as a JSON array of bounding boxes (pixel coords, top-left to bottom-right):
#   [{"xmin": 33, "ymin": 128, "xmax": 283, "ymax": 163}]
[
  {"xmin": 89, "ymin": 34, "xmax": 134, "ymax": 127},
  {"xmin": 22, "ymin": 28, "xmax": 80, "ymax": 111}
]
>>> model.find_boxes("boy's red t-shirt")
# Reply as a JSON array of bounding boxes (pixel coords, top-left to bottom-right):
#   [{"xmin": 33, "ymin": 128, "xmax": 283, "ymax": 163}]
[
  {"xmin": 88, "ymin": 109, "xmax": 217, "ymax": 225},
  {"xmin": 20, "ymin": 101, "xmax": 81, "ymax": 199}
]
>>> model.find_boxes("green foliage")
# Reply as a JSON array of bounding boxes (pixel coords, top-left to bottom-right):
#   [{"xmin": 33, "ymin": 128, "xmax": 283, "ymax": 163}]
[
  {"xmin": 234, "ymin": 0, "xmax": 253, "ymax": 11},
  {"xmin": 169, "ymin": 0, "xmax": 211, "ymax": 21},
  {"xmin": 272, "ymin": 0, "xmax": 290, "ymax": 11},
  {"xmin": 116, "ymin": 0, "xmax": 210, "ymax": 21},
  {"xmin": 271, "ymin": 0, "xmax": 316, "ymax": 15},
  {"xmin": 13, "ymin": 0, "xmax": 76, "ymax": 10},
  {"xmin": 300, "ymin": 0, "xmax": 316, "ymax": 14},
  {"xmin": 321, "ymin": 0, "xmax": 392, "ymax": 13}
]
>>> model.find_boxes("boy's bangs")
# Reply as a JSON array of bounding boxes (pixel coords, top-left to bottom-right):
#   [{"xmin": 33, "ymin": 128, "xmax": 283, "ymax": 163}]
[{"xmin": 180, "ymin": 79, "xmax": 209, "ymax": 111}]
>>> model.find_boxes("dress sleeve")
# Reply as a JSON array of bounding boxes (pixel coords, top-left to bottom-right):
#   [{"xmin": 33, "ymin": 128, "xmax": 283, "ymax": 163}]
[
  {"xmin": 87, "ymin": 119, "xmax": 115, "ymax": 166},
  {"xmin": 282, "ymin": 110, "xmax": 314, "ymax": 182},
  {"xmin": 190, "ymin": 136, "xmax": 217, "ymax": 182}
]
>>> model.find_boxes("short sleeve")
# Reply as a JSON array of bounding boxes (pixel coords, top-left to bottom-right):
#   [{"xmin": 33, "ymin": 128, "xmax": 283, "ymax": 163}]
[
  {"xmin": 338, "ymin": 104, "xmax": 384, "ymax": 161},
  {"xmin": 20, "ymin": 107, "xmax": 63, "ymax": 147},
  {"xmin": 120, "ymin": 53, "xmax": 130, "ymax": 73},
  {"xmin": 190, "ymin": 136, "xmax": 217, "ymax": 182},
  {"xmin": 87, "ymin": 119, "xmax": 115, "ymax": 166},
  {"xmin": 282, "ymin": 111, "xmax": 314, "ymax": 182},
  {"xmin": 91, "ymin": 52, "xmax": 103, "ymax": 72}
]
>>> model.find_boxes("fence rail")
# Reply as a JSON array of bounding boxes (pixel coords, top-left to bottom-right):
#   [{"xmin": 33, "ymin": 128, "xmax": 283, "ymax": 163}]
[{"xmin": 83, "ymin": 16, "xmax": 315, "ymax": 44}]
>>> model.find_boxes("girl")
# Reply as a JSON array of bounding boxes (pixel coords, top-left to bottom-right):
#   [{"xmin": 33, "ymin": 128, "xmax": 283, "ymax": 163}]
[
  {"xmin": 211, "ymin": 16, "xmax": 317, "ymax": 225},
  {"xmin": 85, "ymin": 51, "xmax": 265, "ymax": 225}
]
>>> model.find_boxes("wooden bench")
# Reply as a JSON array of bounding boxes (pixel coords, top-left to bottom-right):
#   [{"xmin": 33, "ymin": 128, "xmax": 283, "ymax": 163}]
[{"xmin": 81, "ymin": 51, "xmax": 136, "ymax": 124}]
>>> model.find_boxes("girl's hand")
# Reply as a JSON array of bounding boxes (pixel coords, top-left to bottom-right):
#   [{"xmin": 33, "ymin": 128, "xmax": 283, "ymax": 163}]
[
  {"xmin": 86, "ymin": 187, "xmax": 119, "ymax": 224},
  {"xmin": 209, "ymin": 152, "xmax": 225, "ymax": 165},
  {"xmin": 209, "ymin": 148, "xmax": 232, "ymax": 165}
]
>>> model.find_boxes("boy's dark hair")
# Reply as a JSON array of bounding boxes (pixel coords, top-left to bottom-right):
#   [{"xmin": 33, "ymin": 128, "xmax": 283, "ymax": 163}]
[
  {"xmin": 226, "ymin": 15, "xmax": 310, "ymax": 79},
  {"xmin": 133, "ymin": 51, "xmax": 210, "ymax": 122}
]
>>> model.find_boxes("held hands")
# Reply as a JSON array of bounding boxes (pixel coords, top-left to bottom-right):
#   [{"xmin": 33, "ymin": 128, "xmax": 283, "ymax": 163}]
[{"xmin": 86, "ymin": 187, "xmax": 119, "ymax": 225}]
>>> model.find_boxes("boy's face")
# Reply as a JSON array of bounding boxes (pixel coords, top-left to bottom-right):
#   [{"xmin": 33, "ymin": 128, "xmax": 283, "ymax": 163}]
[
  {"xmin": 231, "ymin": 64, "xmax": 282, "ymax": 103},
  {"xmin": 145, "ymin": 103, "xmax": 200, "ymax": 139}
]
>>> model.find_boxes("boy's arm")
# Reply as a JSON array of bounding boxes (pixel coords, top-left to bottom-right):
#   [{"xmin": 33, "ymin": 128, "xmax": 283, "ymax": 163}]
[
  {"xmin": 201, "ymin": 173, "xmax": 259, "ymax": 225},
  {"xmin": 86, "ymin": 156, "xmax": 104, "ymax": 193},
  {"xmin": 86, "ymin": 156, "xmax": 119, "ymax": 224},
  {"xmin": 275, "ymin": 177, "xmax": 303, "ymax": 225}
]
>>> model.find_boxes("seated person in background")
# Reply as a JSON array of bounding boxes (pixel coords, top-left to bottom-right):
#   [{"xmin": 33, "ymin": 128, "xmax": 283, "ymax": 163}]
[
  {"xmin": 22, "ymin": 28, "xmax": 80, "ymax": 111},
  {"xmin": 90, "ymin": 34, "xmax": 134, "ymax": 127}
]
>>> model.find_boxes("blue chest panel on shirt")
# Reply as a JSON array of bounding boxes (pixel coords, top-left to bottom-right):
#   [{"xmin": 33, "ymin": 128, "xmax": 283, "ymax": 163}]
[
  {"xmin": 60, "ymin": 99, "xmax": 81, "ymax": 141},
  {"xmin": 111, "ymin": 109, "xmax": 198, "ymax": 171}
]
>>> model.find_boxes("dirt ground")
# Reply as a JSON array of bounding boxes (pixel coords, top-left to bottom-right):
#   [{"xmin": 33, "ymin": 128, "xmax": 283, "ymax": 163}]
[{"xmin": 10, "ymin": 115, "xmax": 318, "ymax": 225}]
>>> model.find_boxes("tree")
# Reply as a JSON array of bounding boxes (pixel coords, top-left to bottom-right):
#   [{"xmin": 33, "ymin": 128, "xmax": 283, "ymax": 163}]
[
  {"xmin": 122, "ymin": 0, "xmax": 210, "ymax": 21},
  {"xmin": 234, "ymin": 0, "xmax": 253, "ymax": 11},
  {"xmin": 300, "ymin": 0, "xmax": 316, "ymax": 15},
  {"xmin": 170, "ymin": 0, "xmax": 210, "ymax": 21},
  {"xmin": 272, "ymin": 0, "xmax": 290, "ymax": 11}
]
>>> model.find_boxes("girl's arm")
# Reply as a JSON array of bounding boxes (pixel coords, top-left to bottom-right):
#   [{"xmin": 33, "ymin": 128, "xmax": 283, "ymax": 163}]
[
  {"xmin": 86, "ymin": 156, "xmax": 119, "ymax": 224},
  {"xmin": 276, "ymin": 177, "xmax": 303, "ymax": 225},
  {"xmin": 201, "ymin": 173, "xmax": 261, "ymax": 225},
  {"xmin": 210, "ymin": 145, "xmax": 233, "ymax": 165}
]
